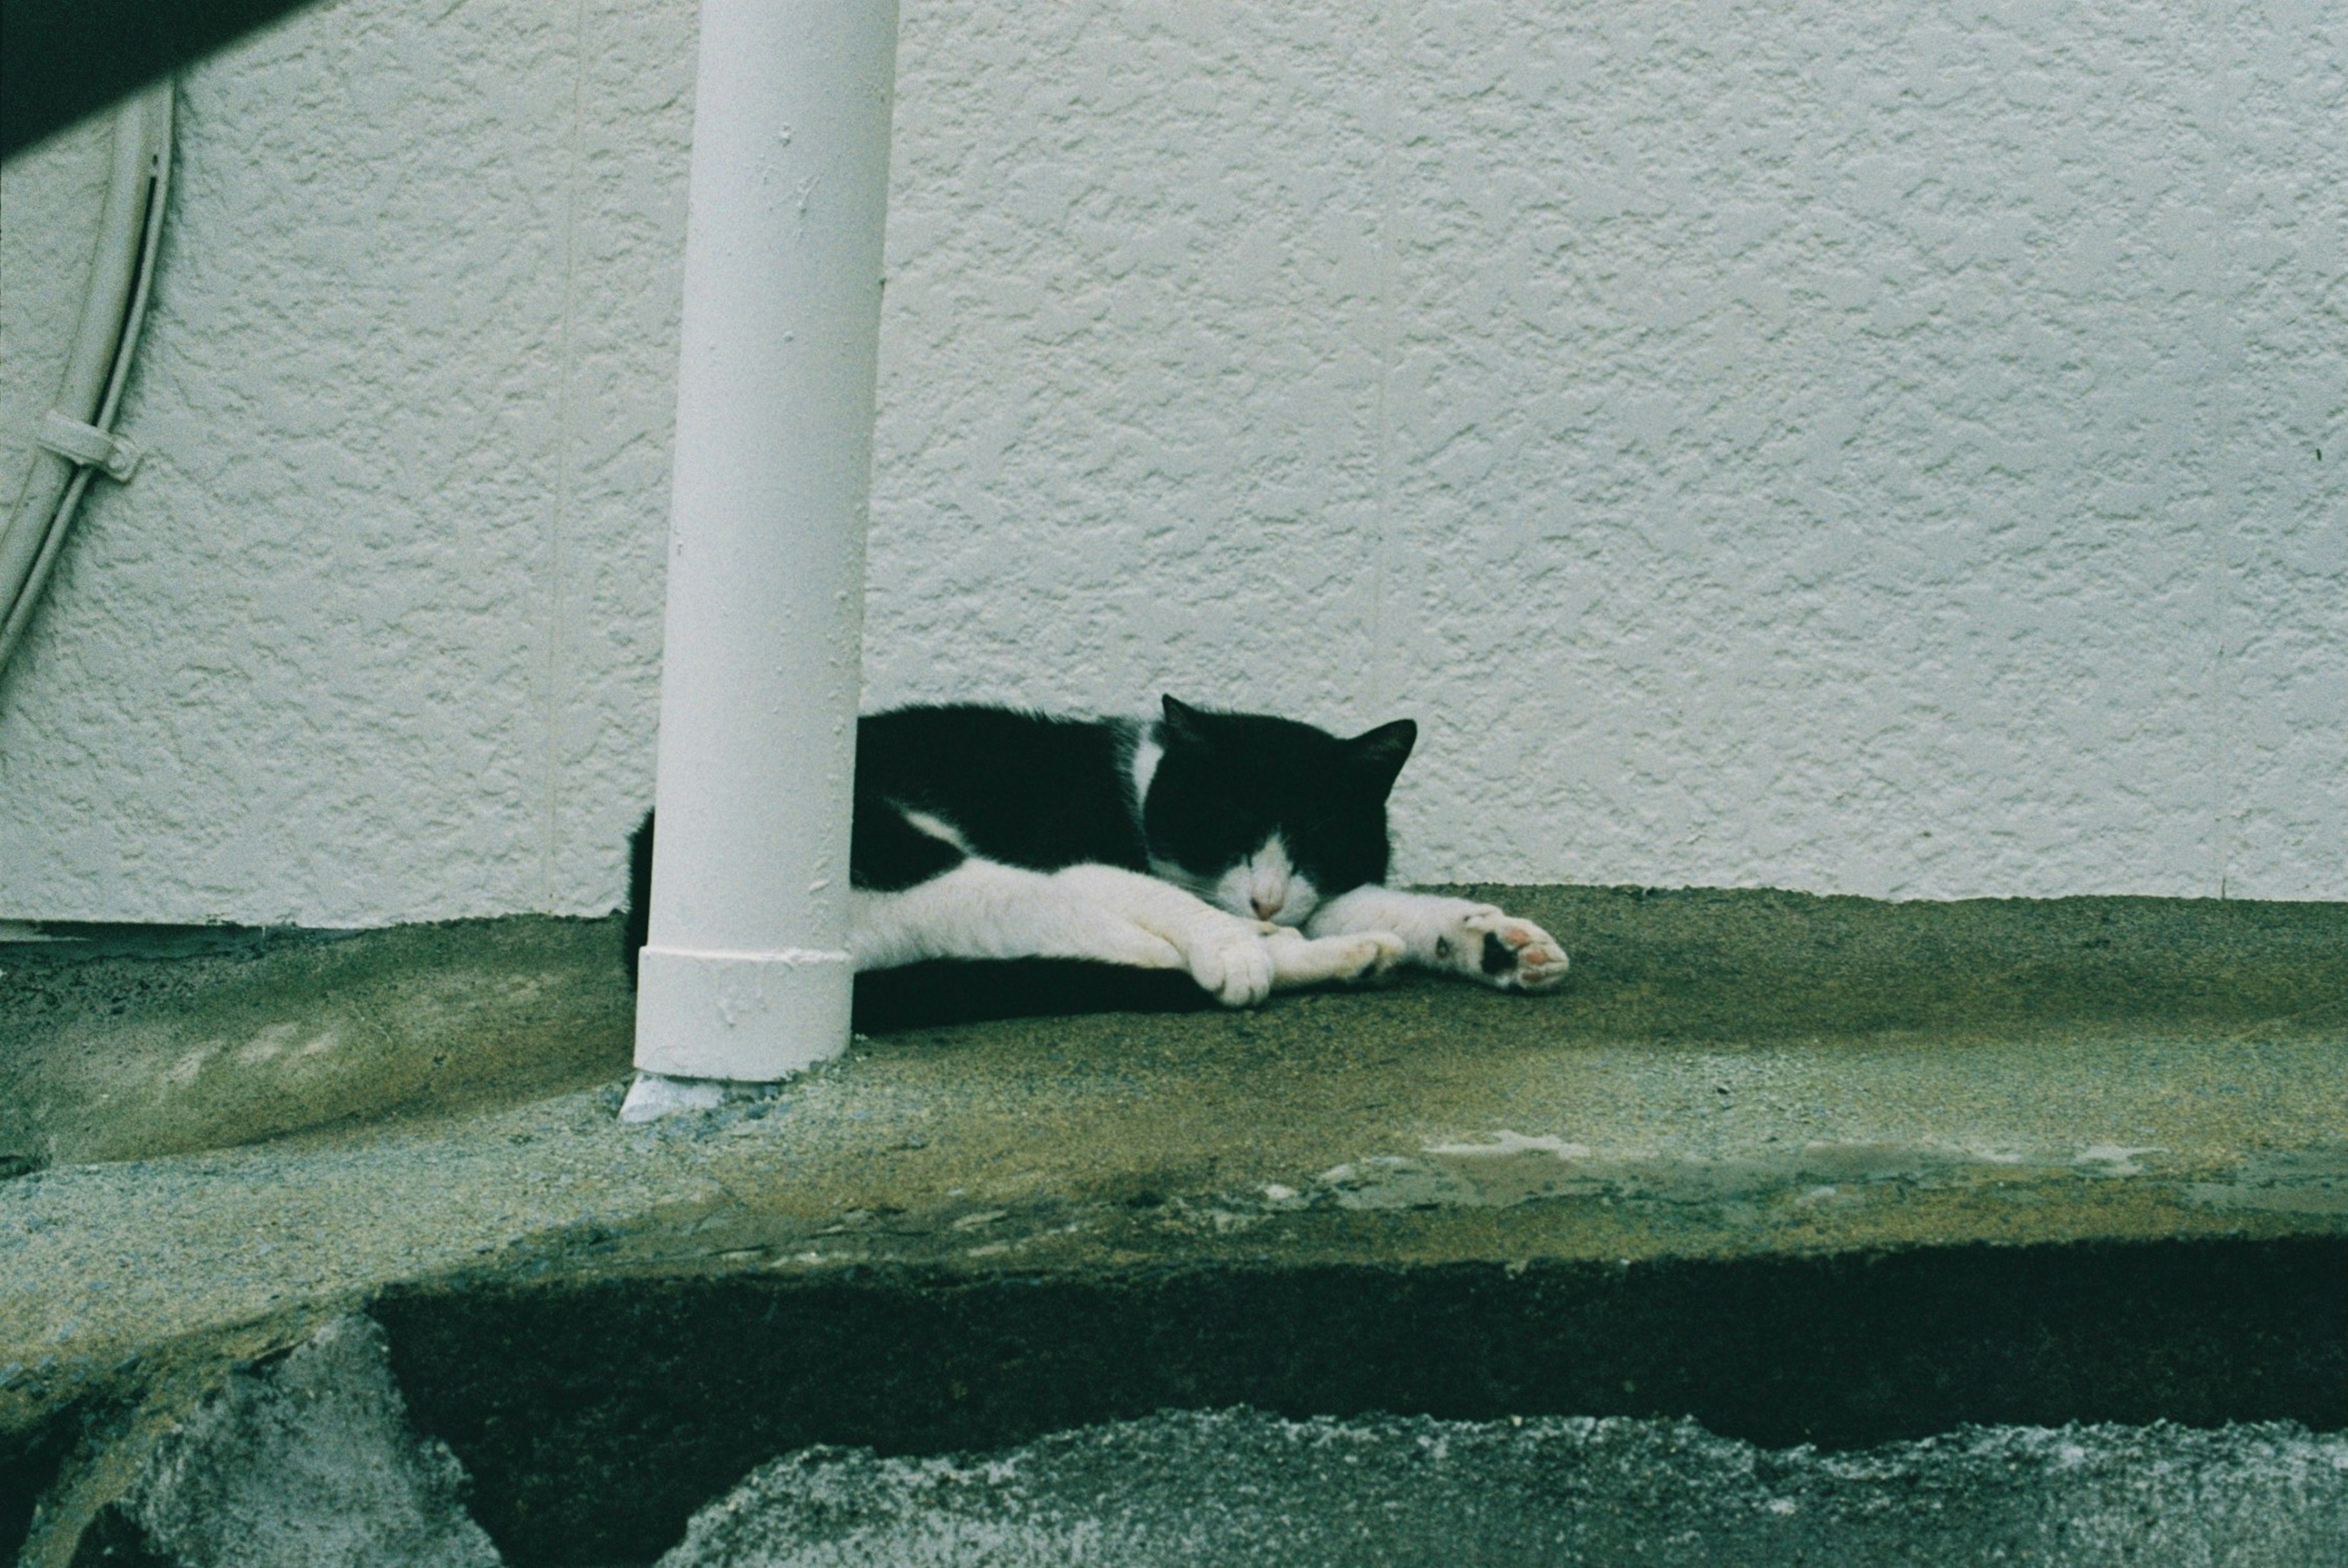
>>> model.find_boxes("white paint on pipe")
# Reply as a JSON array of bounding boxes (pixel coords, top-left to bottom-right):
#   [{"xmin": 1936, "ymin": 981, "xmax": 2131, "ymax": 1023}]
[{"xmin": 632, "ymin": 0, "xmax": 899, "ymax": 1084}]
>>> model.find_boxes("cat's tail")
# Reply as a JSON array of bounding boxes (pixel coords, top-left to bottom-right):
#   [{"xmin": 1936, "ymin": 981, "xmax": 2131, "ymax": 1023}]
[{"xmin": 623, "ymin": 809, "xmax": 655, "ymax": 991}]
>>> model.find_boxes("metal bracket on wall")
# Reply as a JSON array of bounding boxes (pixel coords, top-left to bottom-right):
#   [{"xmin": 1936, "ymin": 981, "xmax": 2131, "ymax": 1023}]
[{"xmin": 36, "ymin": 409, "xmax": 143, "ymax": 482}]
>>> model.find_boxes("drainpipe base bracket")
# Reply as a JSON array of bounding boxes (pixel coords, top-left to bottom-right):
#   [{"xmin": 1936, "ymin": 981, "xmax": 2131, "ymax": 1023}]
[{"xmin": 632, "ymin": 944, "xmax": 855, "ymax": 1083}]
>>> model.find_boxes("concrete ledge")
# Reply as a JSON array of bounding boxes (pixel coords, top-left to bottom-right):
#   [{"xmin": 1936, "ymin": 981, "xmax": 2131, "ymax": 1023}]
[
  {"xmin": 2, "ymin": 887, "xmax": 2343, "ymax": 1561},
  {"xmin": 0, "ymin": 917, "xmax": 634, "ymax": 1171}
]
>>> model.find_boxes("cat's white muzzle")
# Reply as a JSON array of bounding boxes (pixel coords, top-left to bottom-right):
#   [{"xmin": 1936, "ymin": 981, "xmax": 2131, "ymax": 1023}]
[{"xmin": 1215, "ymin": 834, "xmax": 1318, "ymax": 927}]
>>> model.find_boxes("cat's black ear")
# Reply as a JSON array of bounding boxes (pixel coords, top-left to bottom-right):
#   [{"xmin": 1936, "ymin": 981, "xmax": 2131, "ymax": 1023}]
[
  {"xmin": 1161, "ymin": 694, "xmax": 1209, "ymax": 747},
  {"xmin": 1348, "ymin": 718, "xmax": 1416, "ymax": 798}
]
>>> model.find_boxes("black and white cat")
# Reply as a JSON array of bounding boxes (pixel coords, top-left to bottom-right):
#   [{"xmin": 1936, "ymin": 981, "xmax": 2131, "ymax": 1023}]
[{"xmin": 626, "ymin": 696, "xmax": 1567, "ymax": 1025}]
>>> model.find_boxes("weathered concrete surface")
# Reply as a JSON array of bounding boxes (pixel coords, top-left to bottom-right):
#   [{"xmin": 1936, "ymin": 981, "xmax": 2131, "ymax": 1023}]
[
  {"xmin": 0, "ymin": 917, "xmax": 633, "ymax": 1171},
  {"xmin": 46, "ymin": 1316, "xmax": 2348, "ymax": 1568},
  {"xmin": 2, "ymin": 888, "xmax": 2343, "ymax": 1561},
  {"xmin": 355, "ymin": 1239, "xmax": 2337, "ymax": 1566},
  {"xmin": 71, "ymin": 1316, "xmax": 499, "ymax": 1568},
  {"xmin": 662, "ymin": 1410, "xmax": 2348, "ymax": 1568}
]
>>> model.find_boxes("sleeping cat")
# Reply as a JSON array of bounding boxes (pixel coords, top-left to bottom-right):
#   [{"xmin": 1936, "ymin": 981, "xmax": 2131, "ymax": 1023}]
[{"xmin": 625, "ymin": 696, "xmax": 1567, "ymax": 1026}]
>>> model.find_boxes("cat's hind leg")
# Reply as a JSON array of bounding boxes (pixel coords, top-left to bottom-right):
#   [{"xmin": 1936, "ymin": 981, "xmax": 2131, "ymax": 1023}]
[{"xmin": 1306, "ymin": 886, "xmax": 1568, "ymax": 992}]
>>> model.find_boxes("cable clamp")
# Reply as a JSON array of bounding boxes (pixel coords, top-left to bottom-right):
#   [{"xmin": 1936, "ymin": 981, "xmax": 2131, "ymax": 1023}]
[{"xmin": 37, "ymin": 410, "xmax": 143, "ymax": 481}]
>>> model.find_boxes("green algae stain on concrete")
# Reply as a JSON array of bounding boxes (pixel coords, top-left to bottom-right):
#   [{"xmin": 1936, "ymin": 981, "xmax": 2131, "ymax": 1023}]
[
  {"xmin": 4, "ymin": 890, "xmax": 2339, "ymax": 1177},
  {"xmin": 0, "ymin": 918, "xmax": 635, "ymax": 1172},
  {"xmin": 815, "ymin": 885, "xmax": 2346, "ymax": 1247},
  {"xmin": 1369, "ymin": 885, "xmax": 2345, "ymax": 1046}
]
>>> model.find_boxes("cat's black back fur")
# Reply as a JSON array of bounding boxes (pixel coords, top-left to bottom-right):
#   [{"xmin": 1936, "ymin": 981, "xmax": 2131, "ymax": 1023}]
[{"xmin": 851, "ymin": 705, "xmax": 1145, "ymax": 889}]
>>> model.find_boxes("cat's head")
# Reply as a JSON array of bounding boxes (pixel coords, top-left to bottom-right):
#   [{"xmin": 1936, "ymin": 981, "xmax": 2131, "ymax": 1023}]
[{"xmin": 1140, "ymin": 694, "xmax": 1415, "ymax": 927}]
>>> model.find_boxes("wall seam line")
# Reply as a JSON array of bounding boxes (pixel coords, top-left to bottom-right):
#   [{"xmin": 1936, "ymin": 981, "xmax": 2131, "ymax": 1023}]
[
  {"xmin": 1369, "ymin": 0, "xmax": 1398, "ymax": 719},
  {"xmin": 542, "ymin": 0, "xmax": 593, "ymax": 912}
]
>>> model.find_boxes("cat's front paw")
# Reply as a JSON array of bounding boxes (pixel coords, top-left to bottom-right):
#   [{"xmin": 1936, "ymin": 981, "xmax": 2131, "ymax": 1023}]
[
  {"xmin": 1185, "ymin": 922, "xmax": 1277, "ymax": 1007},
  {"xmin": 1266, "ymin": 927, "xmax": 1406, "ymax": 988},
  {"xmin": 1435, "ymin": 907, "xmax": 1568, "ymax": 992}
]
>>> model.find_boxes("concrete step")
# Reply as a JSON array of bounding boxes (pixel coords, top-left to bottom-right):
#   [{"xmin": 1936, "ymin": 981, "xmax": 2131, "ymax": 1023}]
[{"xmin": 2, "ymin": 887, "xmax": 2342, "ymax": 1564}]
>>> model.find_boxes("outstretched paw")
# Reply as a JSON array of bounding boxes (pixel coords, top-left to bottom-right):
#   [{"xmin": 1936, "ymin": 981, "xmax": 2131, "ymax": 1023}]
[{"xmin": 1435, "ymin": 907, "xmax": 1568, "ymax": 992}]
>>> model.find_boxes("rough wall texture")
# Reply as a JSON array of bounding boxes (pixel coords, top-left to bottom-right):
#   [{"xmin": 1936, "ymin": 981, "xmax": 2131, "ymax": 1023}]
[
  {"xmin": 1, "ymin": 0, "xmax": 690, "ymax": 924},
  {"xmin": 1, "ymin": 0, "xmax": 2340, "ymax": 925},
  {"xmin": 1, "ymin": 116, "xmax": 113, "ymax": 505}
]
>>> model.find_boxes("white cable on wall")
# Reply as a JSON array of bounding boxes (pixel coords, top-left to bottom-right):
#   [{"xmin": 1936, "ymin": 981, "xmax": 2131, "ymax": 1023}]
[{"xmin": 0, "ymin": 83, "xmax": 174, "ymax": 677}]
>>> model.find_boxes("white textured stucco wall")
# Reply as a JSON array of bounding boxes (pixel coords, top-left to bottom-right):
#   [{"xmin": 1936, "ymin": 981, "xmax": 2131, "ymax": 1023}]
[
  {"xmin": 1, "ymin": 0, "xmax": 2341, "ymax": 925},
  {"xmin": 2, "ymin": 0, "xmax": 690, "ymax": 924}
]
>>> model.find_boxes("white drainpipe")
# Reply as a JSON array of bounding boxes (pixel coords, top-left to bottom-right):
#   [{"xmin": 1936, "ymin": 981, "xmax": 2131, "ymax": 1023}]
[{"xmin": 628, "ymin": 0, "xmax": 899, "ymax": 1109}]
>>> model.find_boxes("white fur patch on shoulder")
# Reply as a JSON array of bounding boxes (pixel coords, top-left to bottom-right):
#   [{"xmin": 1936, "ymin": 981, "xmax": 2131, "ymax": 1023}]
[
  {"xmin": 896, "ymin": 806, "xmax": 973, "ymax": 855},
  {"xmin": 1128, "ymin": 730, "xmax": 1163, "ymax": 815}
]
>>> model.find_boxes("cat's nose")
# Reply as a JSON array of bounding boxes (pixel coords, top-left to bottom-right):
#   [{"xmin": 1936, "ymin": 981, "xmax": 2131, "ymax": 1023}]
[{"xmin": 1252, "ymin": 896, "xmax": 1283, "ymax": 920}]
